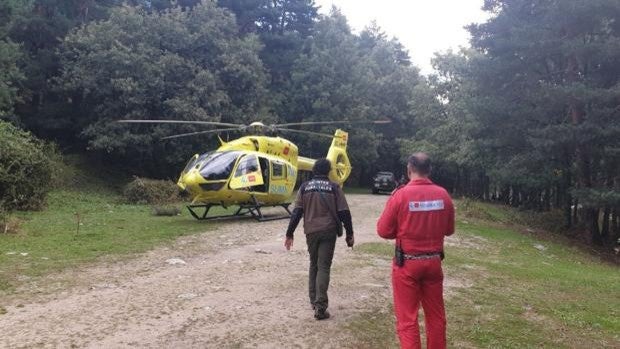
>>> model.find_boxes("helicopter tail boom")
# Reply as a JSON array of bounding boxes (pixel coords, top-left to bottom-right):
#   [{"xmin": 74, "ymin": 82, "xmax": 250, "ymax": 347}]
[
  {"xmin": 297, "ymin": 156, "xmax": 316, "ymax": 172},
  {"xmin": 297, "ymin": 129, "xmax": 351, "ymax": 186}
]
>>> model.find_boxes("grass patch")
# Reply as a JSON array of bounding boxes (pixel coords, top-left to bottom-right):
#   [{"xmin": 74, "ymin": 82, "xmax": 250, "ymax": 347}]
[
  {"xmin": 0, "ymin": 187, "xmax": 220, "ymax": 293},
  {"xmin": 456, "ymin": 198, "xmax": 566, "ymax": 234},
  {"xmin": 0, "ymin": 157, "xmax": 231, "ymax": 294},
  {"xmin": 353, "ymin": 206, "xmax": 620, "ymax": 348},
  {"xmin": 346, "ymin": 306, "xmax": 399, "ymax": 349},
  {"xmin": 356, "ymin": 241, "xmax": 393, "ymax": 256}
]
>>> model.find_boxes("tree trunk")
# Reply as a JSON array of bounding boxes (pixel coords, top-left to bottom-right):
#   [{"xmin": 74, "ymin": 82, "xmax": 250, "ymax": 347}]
[
  {"xmin": 501, "ymin": 186, "xmax": 510, "ymax": 205},
  {"xmin": 572, "ymin": 198, "xmax": 579, "ymax": 225},
  {"xmin": 484, "ymin": 176, "xmax": 491, "ymax": 201},
  {"xmin": 513, "ymin": 188, "xmax": 521, "ymax": 207},
  {"xmin": 613, "ymin": 208, "xmax": 620, "ymax": 243},
  {"xmin": 455, "ymin": 168, "xmax": 461, "ymax": 197},
  {"xmin": 567, "ymin": 53, "xmax": 600, "ymax": 243},
  {"xmin": 564, "ymin": 203, "xmax": 572, "ymax": 228},
  {"xmin": 587, "ymin": 208, "xmax": 602, "ymax": 245},
  {"xmin": 601, "ymin": 206, "xmax": 610, "ymax": 243},
  {"xmin": 543, "ymin": 188, "xmax": 551, "ymax": 211}
]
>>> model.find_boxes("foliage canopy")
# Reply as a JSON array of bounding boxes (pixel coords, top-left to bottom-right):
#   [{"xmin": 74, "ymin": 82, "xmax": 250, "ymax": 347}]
[{"xmin": 58, "ymin": 2, "xmax": 269, "ymax": 174}]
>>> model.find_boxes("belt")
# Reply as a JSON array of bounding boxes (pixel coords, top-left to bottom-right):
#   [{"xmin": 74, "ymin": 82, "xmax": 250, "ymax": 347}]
[{"xmin": 403, "ymin": 252, "xmax": 442, "ymax": 260}]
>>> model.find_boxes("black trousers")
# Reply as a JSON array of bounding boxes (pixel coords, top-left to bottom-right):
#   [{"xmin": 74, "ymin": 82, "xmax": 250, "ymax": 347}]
[{"xmin": 306, "ymin": 230, "xmax": 337, "ymax": 311}]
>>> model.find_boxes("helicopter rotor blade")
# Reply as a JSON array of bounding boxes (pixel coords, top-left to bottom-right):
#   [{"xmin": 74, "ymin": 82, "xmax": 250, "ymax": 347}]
[
  {"xmin": 273, "ymin": 119, "xmax": 391, "ymax": 128},
  {"xmin": 161, "ymin": 127, "xmax": 243, "ymax": 140},
  {"xmin": 275, "ymin": 128, "xmax": 337, "ymax": 139},
  {"xmin": 117, "ymin": 119, "xmax": 243, "ymax": 128}
]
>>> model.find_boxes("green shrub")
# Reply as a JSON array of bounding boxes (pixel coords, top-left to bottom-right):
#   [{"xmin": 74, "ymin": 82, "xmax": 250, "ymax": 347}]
[
  {"xmin": 0, "ymin": 213, "xmax": 21, "ymax": 234},
  {"xmin": 46, "ymin": 147, "xmax": 79, "ymax": 189},
  {"xmin": 123, "ymin": 177, "xmax": 180, "ymax": 204},
  {"xmin": 0, "ymin": 120, "xmax": 59, "ymax": 211}
]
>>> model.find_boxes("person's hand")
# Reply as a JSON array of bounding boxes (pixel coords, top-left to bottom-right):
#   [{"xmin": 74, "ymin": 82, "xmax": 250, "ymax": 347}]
[
  {"xmin": 284, "ymin": 237, "xmax": 294, "ymax": 251},
  {"xmin": 346, "ymin": 235, "xmax": 354, "ymax": 248}
]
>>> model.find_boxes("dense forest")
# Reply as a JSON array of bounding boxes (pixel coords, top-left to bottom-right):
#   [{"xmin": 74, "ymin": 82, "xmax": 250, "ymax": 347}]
[{"xmin": 1, "ymin": 0, "xmax": 619, "ymax": 247}]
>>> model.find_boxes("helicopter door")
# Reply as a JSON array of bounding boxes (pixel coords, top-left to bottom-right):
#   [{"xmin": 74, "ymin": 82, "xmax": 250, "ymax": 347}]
[
  {"xmin": 257, "ymin": 157, "xmax": 270, "ymax": 193},
  {"xmin": 229, "ymin": 154, "xmax": 264, "ymax": 190},
  {"xmin": 268, "ymin": 160, "xmax": 288, "ymax": 195}
]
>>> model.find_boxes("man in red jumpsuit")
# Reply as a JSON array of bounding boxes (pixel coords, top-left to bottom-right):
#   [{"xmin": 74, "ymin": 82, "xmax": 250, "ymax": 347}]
[{"xmin": 377, "ymin": 152, "xmax": 455, "ymax": 349}]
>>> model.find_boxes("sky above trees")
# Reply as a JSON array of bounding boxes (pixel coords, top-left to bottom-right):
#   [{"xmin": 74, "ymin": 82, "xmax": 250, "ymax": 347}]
[{"xmin": 315, "ymin": 0, "xmax": 489, "ymax": 74}]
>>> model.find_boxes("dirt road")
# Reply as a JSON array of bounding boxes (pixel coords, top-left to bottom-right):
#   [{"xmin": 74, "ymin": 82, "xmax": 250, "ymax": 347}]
[{"xmin": 1, "ymin": 194, "xmax": 405, "ymax": 348}]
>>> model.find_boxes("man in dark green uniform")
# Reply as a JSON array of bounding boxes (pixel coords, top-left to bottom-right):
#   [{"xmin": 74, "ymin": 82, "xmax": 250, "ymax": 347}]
[{"xmin": 284, "ymin": 158, "xmax": 354, "ymax": 320}]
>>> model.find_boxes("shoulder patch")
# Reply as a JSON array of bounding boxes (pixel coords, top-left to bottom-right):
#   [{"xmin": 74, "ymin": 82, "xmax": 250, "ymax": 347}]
[{"xmin": 409, "ymin": 200, "xmax": 445, "ymax": 212}]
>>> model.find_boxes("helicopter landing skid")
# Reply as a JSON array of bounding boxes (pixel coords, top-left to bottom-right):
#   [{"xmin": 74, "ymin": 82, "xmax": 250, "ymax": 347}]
[{"xmin": 186, "ymin": 202, "xmax": 292, "ymax": 222}]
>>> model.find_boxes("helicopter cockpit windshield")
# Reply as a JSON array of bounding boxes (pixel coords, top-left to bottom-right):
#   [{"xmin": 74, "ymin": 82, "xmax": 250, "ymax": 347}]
[
  {"xmin": 199, "ymin": 151, "xmax": 241, "ymax": 181},
  {"xmin": 182, "ymin": 153, "xmax": 203, "ymax": 174}
]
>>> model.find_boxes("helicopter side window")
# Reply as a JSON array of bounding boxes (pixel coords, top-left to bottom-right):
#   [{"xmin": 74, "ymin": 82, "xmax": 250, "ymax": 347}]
[
  {"xmin": 199, "ymin": 151, "xmax": 240, "ymax": 181},
  {"xmin": 287, "ymin": 164, "xmax": 296, "ymax": 179},
  {"xmin": 271, "ymin": 161, "xmax": 285, "ymax": 179},
  {"xmin": 234, "ymin": 155, "xmax": 259, "ymax": 177}
]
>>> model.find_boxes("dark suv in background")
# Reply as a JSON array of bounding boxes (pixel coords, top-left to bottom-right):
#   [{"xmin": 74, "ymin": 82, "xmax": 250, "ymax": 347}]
[{"xmin": 372, "ymin": 171, "xmax": 398, "ymax": 194}]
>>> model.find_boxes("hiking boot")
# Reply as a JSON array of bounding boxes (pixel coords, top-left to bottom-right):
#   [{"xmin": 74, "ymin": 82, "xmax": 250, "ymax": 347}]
[{"xmin": 314, "ymin": 309, "xmax": 330, "ymax": 320}]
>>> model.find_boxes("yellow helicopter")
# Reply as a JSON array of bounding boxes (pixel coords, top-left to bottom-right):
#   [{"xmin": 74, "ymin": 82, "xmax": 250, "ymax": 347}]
[{"xmin": 118, "ymin": 119, "xmax": 389, "ymax": 221}]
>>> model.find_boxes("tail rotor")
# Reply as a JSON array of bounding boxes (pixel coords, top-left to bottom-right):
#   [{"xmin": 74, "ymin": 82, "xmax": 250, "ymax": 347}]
[{"xmin": 326, "ymin": 129, "xmax": 351, "ymax": 184}]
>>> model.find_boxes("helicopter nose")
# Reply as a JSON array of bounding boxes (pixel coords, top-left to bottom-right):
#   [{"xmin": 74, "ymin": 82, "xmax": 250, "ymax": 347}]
[
  {"xmin": 183, "ymin": 171, "xmax": 202, "ymax": 186},
  {"xmin": 178, "ymin": 171, "xmax": 198, "ymax": 191}
]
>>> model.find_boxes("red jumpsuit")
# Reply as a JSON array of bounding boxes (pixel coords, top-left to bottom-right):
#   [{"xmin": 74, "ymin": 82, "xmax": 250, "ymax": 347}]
[{"xmin": 377, "ymin": 178, "xmax": 455, "ymax": 349}]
